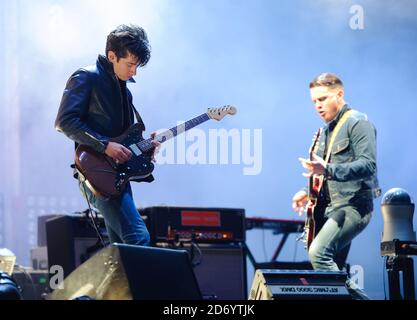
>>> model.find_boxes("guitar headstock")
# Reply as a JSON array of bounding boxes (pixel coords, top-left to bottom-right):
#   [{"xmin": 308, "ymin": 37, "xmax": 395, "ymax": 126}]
[
  {"xmin": 207, "ymin": 105, "xmax": 237, "ymax": 121},
  {"xmin": 309, "ymin": 128, "xmax": 322, "ymax": 158}
]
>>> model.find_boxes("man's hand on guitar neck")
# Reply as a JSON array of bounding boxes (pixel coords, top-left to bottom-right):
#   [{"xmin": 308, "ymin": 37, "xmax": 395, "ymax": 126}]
[
  {"xmin": 299, "ymin": 153, "xmax": 327, "ymax": 177},
  {"xmin": 105, "ymin": 142, "xmax": 132, "ymax": 164},
  {"xmin": 292, "ymin": 190, "xmax": 308, "ymax": 216},
  {"xmin": 150, "ymin": 132, "xmax": 161, "ymax": 163}
]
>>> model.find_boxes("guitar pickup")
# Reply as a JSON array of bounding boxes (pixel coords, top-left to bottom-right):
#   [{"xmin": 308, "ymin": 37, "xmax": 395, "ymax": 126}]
[{"xmin": 129, "ymin": 144, "xmax": 141, "ymax": 156}]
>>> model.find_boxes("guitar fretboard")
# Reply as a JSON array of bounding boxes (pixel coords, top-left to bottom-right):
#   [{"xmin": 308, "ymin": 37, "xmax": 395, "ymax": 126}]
[{"xmin": 137, "ymin": 113, "xmax": 210, "ymax": 152}]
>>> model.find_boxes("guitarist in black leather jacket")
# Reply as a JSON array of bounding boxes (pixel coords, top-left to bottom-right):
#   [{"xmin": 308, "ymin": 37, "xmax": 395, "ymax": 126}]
[
  {"xmin": 292, "ymin": 73, "xmax": 380, "ymax": 299},
  {"xmin": 55, "ymin": 24, "xmax": 159, "ymax": 246}
]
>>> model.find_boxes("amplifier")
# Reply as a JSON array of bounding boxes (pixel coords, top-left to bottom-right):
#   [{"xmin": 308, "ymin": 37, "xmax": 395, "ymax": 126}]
[
  {"xmin": 12, "ymin": 269, "xmax": 50, "ymax": 300},
  {"xmin": 140, "ymin": 206, "xmax": 245, "ymax": 244},
  {"xmin": 249, "ymin": 269, "xmax": 351, "ymax": 300},
  {"xmin": 381, "ymin": 240, "xmax": 417, "ymax": 256},
  {"xmin": 38, "ymin": 214, "xmax": 62, "ymax": 246},
  {"xmin": 46, "ymin": 213, "xmax": 108, "ymax": 278}
]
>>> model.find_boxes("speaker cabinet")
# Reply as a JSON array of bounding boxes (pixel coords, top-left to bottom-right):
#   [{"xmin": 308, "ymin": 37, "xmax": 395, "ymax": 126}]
[
  {"xmin": 156, "ymin": 242, "xmax": 247, "ymax": 300},
  {"xmin": 47, "ymin": 244, "xmax": 202, "ymax": 300},
  {"xmin": 249, "ymin": 269, "xmax": 351, "ymax": 300},
  {"xmin": 38, "ymin": 214, "xmax": 61, "ymax": 246},
  {"xmin": 46, "ymin": 214, "xmax": 108, "ymax": 278}
]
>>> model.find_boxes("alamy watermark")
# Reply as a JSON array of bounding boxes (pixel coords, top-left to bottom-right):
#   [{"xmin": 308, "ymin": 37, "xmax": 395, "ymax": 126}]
[
  {"xmin": 350, "ymin": 264, "xmax": 365, "ymax": 289},
  {"xmin": 349, "ymin": 4, "xmax": 365, "ymax": 30},
  {"xmin": 155, "ymin": 125, "xmax": 263, "ymax": 176},
  {"xmin": 49, "ymin": 265, "xmax": 64, "ymax": 290}
]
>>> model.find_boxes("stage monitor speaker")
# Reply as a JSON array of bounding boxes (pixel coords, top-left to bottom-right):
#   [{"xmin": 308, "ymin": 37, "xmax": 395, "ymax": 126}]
[
  {"xmin": 47, "ymin": 244, "xmax": 202, "ymax": 300},
  {"xmin": 46, "ymin": 214, "xmax": 108, "ymax": 278},
  {"xmin": 254, "ymin": 261, "xmax": 313, "ymax": 270},
  {"xmin": 249, "ymin": 269, "xmax": 352, "ymax": 300},
  {"xmin": 156, "ymin": 243, "xmax": 247, "ymax": 300}
]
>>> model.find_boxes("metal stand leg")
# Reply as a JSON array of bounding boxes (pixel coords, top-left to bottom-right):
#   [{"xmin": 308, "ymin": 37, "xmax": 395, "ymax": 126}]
[
  {"xmin": 386, "ymin": 256, "xmax": 416, "ymax": 300},
  {"xmin": 242, "ymin": 242, "xmax": 257, "ymax": 269},
  {"xmin": 271, "ymin": 233, "xmax": 289, "ymax": 262},
  {"xmin": 403, "ymin": 258, "xmax": 415, "ymax": 300}
]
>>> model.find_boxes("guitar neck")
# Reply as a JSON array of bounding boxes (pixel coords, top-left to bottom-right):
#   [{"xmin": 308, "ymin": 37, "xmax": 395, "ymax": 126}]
[
  {"xmin": 307, "ymin": 128, "xmax": 323, "ymax": 198},
  {"xmin": 138, "ymin": 113, "xmax": 210, "ymax": 152}
]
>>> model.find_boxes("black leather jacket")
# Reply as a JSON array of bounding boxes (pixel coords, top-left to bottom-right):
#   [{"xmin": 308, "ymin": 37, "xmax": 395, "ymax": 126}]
[{"xmin": 55, "ymin": 55, "xmax": 144, "ymax": 153}]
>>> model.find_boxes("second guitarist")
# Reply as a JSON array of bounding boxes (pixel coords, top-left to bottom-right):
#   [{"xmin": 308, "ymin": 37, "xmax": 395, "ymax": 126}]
[{"xmin": 291, "ymin": 73, "xmax": 380, "ymax": 300}]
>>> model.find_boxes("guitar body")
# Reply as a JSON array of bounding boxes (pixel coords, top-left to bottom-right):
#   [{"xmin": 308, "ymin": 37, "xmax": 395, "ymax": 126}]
[
  {"xmin": 75, "ymin": 123, "xmax": 154, "ymax": 199},
  {"xmin": 304, "ymin": 175, "xmax": 324, "ymax": 249}
]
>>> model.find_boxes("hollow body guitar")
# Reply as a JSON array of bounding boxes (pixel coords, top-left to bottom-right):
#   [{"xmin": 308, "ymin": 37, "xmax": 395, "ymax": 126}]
[{"xmin": 75, "ymin": 105, "xmax": 237, "ymax": 199}]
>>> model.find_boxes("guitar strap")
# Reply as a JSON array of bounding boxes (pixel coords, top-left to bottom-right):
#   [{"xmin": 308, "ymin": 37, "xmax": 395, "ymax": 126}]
[
  {"xmin": 324, "ymin": 110, "xmax": 353, "ymax": 165},
  {"xmin": 130, "ymin": 103, "xmax": 155, "ymax": 183},
  {"xmin": 130, "ymin": 104, "xmax": 146, "ymax": 131}
]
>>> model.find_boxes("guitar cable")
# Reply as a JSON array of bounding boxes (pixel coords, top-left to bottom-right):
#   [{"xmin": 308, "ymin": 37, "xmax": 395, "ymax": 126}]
[
  {"xmin": 189, "ymin": 239, "xmax": 203, "ymax": 268},
  {"xmin": 81, "ymin": 182, "xmax": 107, "ymax": 248}
]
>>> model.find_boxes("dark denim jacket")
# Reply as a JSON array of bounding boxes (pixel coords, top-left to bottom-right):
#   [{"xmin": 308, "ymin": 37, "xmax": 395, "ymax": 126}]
[{"xmin": 316, "ymin": 105, "xmax": 380, "ymax": 207}]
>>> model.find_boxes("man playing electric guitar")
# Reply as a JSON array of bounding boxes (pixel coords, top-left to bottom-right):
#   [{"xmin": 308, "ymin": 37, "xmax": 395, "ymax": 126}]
[
  {"xmin": 299, "ymin": 128, "xmax": 325, "ymax": 251},
  {"xmin": 291, "ymin": 73, "xmax": 380, "ymax": 299},
  {"xmin": 55, "ymin": 24, "xmax": 236, "ymax": 248},
  {"xmin": 55, "ymin": 25, "xmax": 158, "ymax": 246}
]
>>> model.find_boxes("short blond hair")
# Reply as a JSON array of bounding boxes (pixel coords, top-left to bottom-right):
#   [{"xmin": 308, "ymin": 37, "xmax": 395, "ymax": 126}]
[{"xmin": 310, "ymin": 73, "xmax": 343, "ymax": 89}]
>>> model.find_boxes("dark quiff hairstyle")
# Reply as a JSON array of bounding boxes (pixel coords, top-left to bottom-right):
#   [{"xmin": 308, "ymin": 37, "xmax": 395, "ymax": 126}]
[
  {"xmin": 105, "ymin": 24, "xmax": 151, "ymax": 67},
  {"xmin": 309, "ymin": 73, "xmax": 343, "ymax": 89}
]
